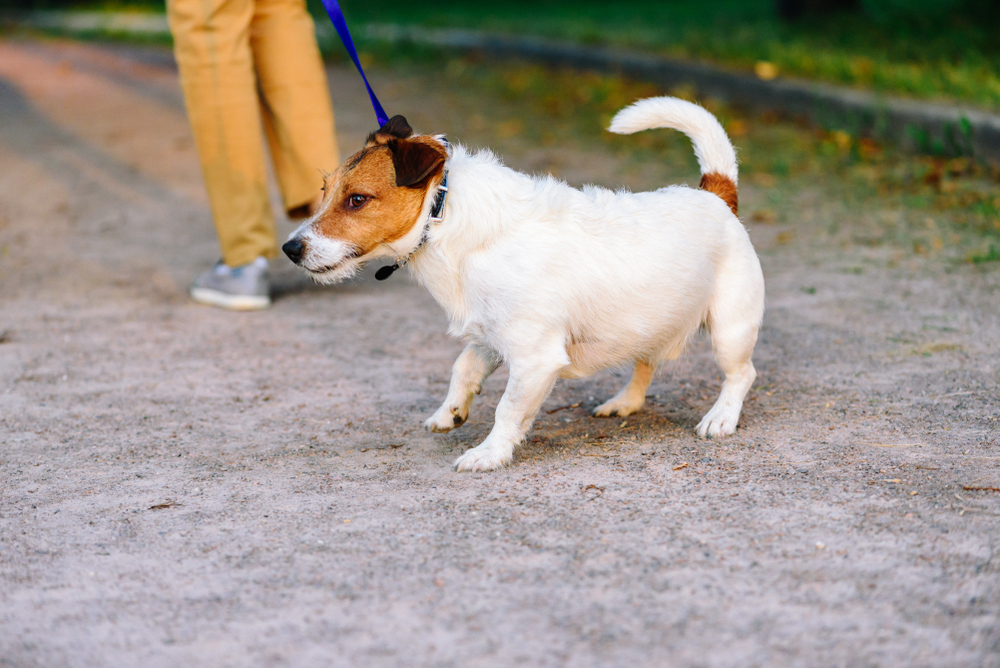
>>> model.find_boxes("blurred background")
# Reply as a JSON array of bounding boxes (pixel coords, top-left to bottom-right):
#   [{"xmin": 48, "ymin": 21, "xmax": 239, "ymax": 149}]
[{"xmin": 6, "ymin": 0, "xmax": 1000, "ymax": 110}]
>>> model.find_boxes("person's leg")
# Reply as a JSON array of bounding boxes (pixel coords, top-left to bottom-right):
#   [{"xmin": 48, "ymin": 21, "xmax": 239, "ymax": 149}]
[
  {"xmin": 250, "ymin": 0, "xmax": 339, "ymax": 217},
  {"xmin": 167, "ymin": 0, "xmax": 278, "ymax": 268}
]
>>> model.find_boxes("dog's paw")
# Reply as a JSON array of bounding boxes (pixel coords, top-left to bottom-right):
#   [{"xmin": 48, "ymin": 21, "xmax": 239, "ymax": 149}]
[
  {"xmin": 453, "ymin": 440, "xmax": 513, "ymax": 472},
  {"xmin": 696, "ymin": 403, "xmax": 740, "ymax": 438},
  {"xmin": 592, "ymin": 395, "xmax": 644, "ymax": 418},
  {"xmin": 424, "ymin": 404, "xmax": 468, "ymax": 433}
]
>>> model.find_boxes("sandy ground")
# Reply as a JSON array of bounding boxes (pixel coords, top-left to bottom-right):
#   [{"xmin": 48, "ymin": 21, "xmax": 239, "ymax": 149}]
[{"xmin": 1, "ymin": 36, "xmax": 998, "ymax": 668}]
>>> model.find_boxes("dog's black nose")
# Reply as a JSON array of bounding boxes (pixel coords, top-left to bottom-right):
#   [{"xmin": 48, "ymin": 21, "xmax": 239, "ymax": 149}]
[{"xmin": 282, "ymin": 238, "xmax": 305, "ymax": 264}]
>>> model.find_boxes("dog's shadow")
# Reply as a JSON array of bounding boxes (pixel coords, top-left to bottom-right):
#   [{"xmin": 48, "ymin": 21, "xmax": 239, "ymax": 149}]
[
  {"xmin": 434, "ymin": 366, "xmax": 714, "ymax": 465},
  {"xmin": 269, "ymin": 261, "xmax": 366, "ymax": 300}
]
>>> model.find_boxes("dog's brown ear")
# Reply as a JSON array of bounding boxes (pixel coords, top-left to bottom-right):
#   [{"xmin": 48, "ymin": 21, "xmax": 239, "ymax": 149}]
[
  {"xmin": 378, "ymin": 115, "xmax": 413, "ymax": 139},
  {"xmin": 388, "ymin": 138, "xmax": 447, "ymax": 188}
]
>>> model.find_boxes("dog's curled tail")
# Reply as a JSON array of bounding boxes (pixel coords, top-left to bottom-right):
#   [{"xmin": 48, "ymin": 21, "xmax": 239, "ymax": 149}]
[{"xmin": 608, "ymin": 96, "xmax": 739, "ymax": 215}]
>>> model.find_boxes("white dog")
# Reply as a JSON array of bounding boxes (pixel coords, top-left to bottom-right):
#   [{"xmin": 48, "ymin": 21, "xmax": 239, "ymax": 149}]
[{"xmin": 283, "ymin": 97, "xmax": 764, "ymax": 472}]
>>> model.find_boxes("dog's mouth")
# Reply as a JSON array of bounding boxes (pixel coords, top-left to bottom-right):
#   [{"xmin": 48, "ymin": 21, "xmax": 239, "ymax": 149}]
[
  {"xmin": 299, "ymin": 245, "xmax": 366, "ymax": 284},
  {"xmin": 306, "ymin": 249, "xmax": 360, "ymax": 275},
  {"xmin": 307, "ymin": 263, "xmax": 340, "ymax": 275},
  {"xmin": 284, "ymin": 229, "xmax": 362, "ymax": 280}
]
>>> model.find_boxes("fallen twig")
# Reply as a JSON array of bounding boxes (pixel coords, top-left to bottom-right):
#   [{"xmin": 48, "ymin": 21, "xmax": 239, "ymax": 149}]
[
  {"xmin": 148, "ymin": 499, "xmax": 181, "ymax": 510},
  {"xmin": 547, "ymin": 402, "xmax": 581, "ymax": 414}
]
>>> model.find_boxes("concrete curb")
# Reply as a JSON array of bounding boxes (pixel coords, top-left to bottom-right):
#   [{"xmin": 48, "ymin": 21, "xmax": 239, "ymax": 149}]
[{"xmin": 5, "ymin": 11, "xmax": 999, "ymax": 161}]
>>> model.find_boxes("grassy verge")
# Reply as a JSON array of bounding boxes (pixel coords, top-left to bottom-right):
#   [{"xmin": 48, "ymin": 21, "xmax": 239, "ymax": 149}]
[
  {"xmin": 323, "ymin": 0, "xmax": 1000, "ymax": 112},
  {"xmin": 11, "ymin": 1, "xmax": 1000, "ymax": 111}
]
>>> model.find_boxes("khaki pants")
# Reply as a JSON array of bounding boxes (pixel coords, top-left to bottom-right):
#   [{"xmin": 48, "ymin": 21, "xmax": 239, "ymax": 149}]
[{"xmin": 168, "ymin": 0, "xmax": 338, "ymax": 267}]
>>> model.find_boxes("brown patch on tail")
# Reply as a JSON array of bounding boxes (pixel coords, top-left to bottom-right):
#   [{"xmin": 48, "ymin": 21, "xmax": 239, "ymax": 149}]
[{"xmin": 699, "ymin": 172, "xmax": 738, "ymax": 215}]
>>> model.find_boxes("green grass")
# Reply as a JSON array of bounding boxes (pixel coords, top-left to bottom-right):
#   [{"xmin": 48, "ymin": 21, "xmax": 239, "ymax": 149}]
[
  {"xmin": 970, "ymin": 244, "xmax": 1000, "ymax": 263},
  {"xmin": 320, "ymin": 0, "xmax": 1000, "ymax": 112},
  {"xmin": 14, "ymin": 0, "xmax": 1000, "ymax": 110}
]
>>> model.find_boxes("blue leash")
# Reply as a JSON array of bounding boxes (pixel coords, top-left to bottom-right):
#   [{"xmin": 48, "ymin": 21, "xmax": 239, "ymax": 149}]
[{"xmin": 318, "ymin": 0, "xmax": 389, "ymax": 127}]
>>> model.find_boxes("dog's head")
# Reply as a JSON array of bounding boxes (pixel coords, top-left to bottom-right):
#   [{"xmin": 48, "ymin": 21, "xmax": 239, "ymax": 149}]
[{"xmin": 282, "ymin": 115, "xmax": 448, "ymax": 282}]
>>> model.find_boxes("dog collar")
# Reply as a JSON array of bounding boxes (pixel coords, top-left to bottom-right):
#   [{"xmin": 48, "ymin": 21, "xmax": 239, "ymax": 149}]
[{"xmin": 375, "ymin": 167, "xmax": 449, "ymax": 281}]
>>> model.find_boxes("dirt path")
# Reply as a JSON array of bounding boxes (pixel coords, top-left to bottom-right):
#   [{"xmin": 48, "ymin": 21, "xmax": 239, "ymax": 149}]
[{"xmin": 1, "ymin": 37, "xmax": 998, "ymax": 668}]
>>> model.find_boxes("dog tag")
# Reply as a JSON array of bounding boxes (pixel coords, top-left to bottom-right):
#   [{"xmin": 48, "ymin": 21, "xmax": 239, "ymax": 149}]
[{"xmin": 375, "ymin": 264, "xmax": 399, "ymax": 281}]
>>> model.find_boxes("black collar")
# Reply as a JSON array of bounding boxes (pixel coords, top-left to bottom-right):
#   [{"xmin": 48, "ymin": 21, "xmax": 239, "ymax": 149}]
[{"xmin": 375, "ymin": 169, "xmax": 449, "ymax": 281}]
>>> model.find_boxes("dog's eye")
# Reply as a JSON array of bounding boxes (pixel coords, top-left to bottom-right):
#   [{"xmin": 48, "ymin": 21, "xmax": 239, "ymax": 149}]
[{"xmin": 346, "ymin": 194, "xmax": 369, "ymax": 209}]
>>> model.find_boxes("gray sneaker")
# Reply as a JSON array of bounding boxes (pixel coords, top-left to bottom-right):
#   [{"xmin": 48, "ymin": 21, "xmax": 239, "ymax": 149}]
[{"xmin": 190, "ymin": 257, "xmax": 271, "ymax": 311}]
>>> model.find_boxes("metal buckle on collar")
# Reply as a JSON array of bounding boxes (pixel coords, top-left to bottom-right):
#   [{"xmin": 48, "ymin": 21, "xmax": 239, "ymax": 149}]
[{"xmin": 429, "ymin": 173, "xmax": 448, "ymax": 223}]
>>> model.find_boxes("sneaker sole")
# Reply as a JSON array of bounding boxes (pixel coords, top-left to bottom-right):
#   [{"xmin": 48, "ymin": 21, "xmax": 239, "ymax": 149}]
[{"xmin": 190, "ymin": 287, "xmax": 271, "ymax": 311}]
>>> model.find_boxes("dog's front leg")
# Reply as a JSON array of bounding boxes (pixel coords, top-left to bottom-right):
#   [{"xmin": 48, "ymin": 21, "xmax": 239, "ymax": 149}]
[
  {"xmin": 425, "ymin": 344, "xmax": 499, "ymax": 433},
  {"xmin": 453, "ymin": 349, "xmax": 567, "ymax": 472}
]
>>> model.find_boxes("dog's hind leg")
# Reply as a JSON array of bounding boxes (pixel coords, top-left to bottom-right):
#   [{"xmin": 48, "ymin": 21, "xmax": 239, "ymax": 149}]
[
  {"xmin": 454, "ymin": 343, "xmax": 568, "ymax": 472},
  {"xmin": 425, "ymin": 344, "xmax": 500, "ymax": 433},
  {"xmin": 696, "ymin": 344, "xmax": 755, "ymax": 438},
  {"xmin": 592, "ymin": 360, "xmax": 655, "ymax": 417},
  {"xmin": 697, "ymin": 263, "xmax": 763, "ymax": 438}
]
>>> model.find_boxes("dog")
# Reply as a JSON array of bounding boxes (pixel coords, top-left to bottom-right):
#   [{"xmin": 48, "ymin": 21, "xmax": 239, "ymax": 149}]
[{"xmin": 283, "ymin": 96, "xmax": 765, "ymax": 472}]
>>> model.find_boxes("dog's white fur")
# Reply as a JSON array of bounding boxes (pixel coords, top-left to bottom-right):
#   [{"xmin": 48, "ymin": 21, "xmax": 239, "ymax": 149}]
[{"xmin": 290, "ymin": 97, "xmax": 764, "ymax": 472}]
